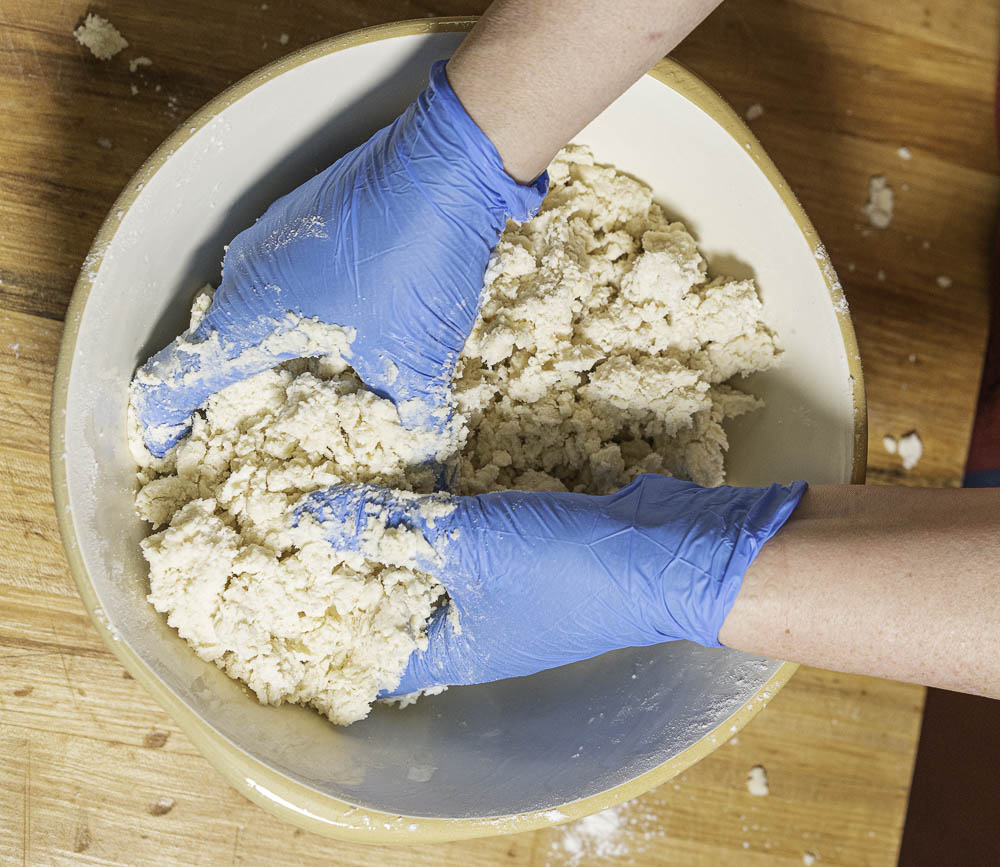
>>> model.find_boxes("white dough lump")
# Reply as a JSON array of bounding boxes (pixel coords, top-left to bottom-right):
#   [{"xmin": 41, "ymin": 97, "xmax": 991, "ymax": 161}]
[
  {"xmin": 456, "ymin": 146, "xmax": 778, "ymax": 495},
  {"xmin": 132, "ymin": 145, "xmax": 780, "ymax": 726}
]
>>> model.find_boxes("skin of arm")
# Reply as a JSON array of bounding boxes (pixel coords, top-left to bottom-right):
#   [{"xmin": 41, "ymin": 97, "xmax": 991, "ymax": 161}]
[
  {"xmin": 446, "ymin": 0, "xmax": 722, "ymax": 183},
  {"xmin": 719, "ymin": 485, "xmax": 1000, "ymax": 699}
]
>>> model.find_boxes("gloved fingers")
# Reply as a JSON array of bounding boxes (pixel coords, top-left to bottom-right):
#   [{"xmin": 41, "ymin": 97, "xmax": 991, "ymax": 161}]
[
  {"xmin": 295, "ymin": 483, "xmax": 413, "ymax": 547},
  {"xmin": 349, "ymin": 341, "xmax": 459, "ymax": 437},
  {"xmin": 130, "ymin": 305, "xmax": 353, "ymax": 458},
  {"xmin": 294, "ymin": 483, "xmax": 454, "ymax": 570},
  {"xmin": 380, "ymin": 601, "xmax": 466, "ymax": 697}
]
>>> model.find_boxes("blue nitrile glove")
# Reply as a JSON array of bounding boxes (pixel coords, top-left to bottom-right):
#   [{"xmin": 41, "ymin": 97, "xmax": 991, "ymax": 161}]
[
  {"xmin": 131, "ymin": 60, "xmax": 548, "ymax": 456},
  {"xmin": 297, "ymin": 474, "xmax": 807, "ymax": 695}
]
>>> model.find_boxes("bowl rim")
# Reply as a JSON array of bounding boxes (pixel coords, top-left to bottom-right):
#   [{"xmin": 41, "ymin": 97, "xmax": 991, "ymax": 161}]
[{"xmin": 50, "ymin": 16, "xmax": 866, "ymax": 843}]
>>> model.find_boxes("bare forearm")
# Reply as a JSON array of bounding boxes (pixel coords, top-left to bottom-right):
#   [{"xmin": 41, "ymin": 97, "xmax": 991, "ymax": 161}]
[
  {"xmin": 719, "ymin": 485, "xmax": 1000, "ymax": 698},
  {"xmin": 447, "ymin": 0, "xmax": 721, "ymax": 182}
]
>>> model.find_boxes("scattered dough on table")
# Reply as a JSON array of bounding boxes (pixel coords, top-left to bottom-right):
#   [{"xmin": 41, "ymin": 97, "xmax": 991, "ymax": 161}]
[
  {"xmin": 131, "ymin": 145, "xmax": 781, "ymax": 725},
  {"xmin": 745, "ymin": 103, "xmax": 764, "ymax": 121},
  {"xmin": 74, "ymin": 14, "xmax": 128, "ymax": 61},
  {"xmin": 862, "ymin": 175, "xmax": 894, "ymax": 229},
  {"xmin": 898, "ymin": 430, "xmax": 923, "ymax": 470},
  {"xmin": 883, "ymin": 431, "xmax": 922, "ymax": 470},
  {"xmin": 747, "ymin": 764, "xmax": 770, "ymax": 796}
]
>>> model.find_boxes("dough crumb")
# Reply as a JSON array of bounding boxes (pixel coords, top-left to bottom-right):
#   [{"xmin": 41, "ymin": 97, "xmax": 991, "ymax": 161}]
[
  {"xmin": 96, "ymin": 137, "xmax": 113, "ymax": 150},
  {"xmin": 898, "ymin": 430, "xmax": 922, "ymax": 470},
  {"xmin": 897, "ymin": 146, "xmax": 912, "ymax": 160},
  {"xmin": 279, "ymin": 33, "xmax": 290, "ymax": 45},
  {"xmin": 936, "ymin": 275, "xmax": 952, "ymax": 289},
  {"xmin": 803, "ymin": 853, "xmax": 817, "ymax": 866},
  {"xmin": 862, "ymin": 175, "xmax": 894, "ymax": 229},
  {"xmin": 745, "ymin": 103, "xmax": 764, "ymax": 121},
  {"xmin": 129, "ymin": 56, "xmax": 153, "ymax": 73},
  {"xmin": 882, "ymin": 435, "xmax": 897, "ymax": 455},
  {"xmin": 148, "ymin": 796, "xmax": 175, "ymax": 816},
  {"xmin": 876, "ymin": 269, "xmax": 886, "ymax": 282},
  {"xmin": 747, "ymin": 764, "xmax": 769, "ymax": 796},
  {"xmin": 74, "ymin": 14, "xmax": 128, "ymax": 60}
]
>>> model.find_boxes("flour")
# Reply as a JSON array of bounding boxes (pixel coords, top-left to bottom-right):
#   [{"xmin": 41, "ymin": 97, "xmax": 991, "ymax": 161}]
[
  {"xmin": 551, "ymin": 799, "xmax": 667, "ymax": 864},
  {"xmin": 131, "ymin": 145, "xmax": 780, "ymax": 725},
  {"xmin": 74, "ymin": 14, "xmax": 129, "ymax": 61},
  {"xmin": 558, "ymin": 806, "xmax": 629, "ymax": 863}
]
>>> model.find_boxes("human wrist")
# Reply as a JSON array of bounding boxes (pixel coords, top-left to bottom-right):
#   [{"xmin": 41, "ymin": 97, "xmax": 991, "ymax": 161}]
[
  {"xmin": 423, "ymin": 60, "xmax": 548, "ymax": 220},
  {"xmin": 663, "ymin": 480, "xmax": 808, "ymax": 649}
]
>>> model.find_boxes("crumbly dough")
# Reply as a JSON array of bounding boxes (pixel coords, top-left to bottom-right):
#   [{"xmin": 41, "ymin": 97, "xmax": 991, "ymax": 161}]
[
  {"xmin": 73, "ymin": 14, "xmax": 129, "ymax": 61},
  {"xmin": 456, "ymin": 147, "xmax": 778, "ymax": 494},
  {"xmin": 881, "ymin": 430, "xmax": 922, "ymax": 470},
  {"xmin": 132, "ymin": 145, "xmax": 780, "ymax": 725},
  {"xmin": 862, "ymin": 174, "xmax": 894, "ymax": 229},
  {"xmin": 747, "ymin": 764, "xmax": 770, "ymax": 796},
  {"xmin": 898, "ymin": 430, "xmax": 923, "ymax": 470}
]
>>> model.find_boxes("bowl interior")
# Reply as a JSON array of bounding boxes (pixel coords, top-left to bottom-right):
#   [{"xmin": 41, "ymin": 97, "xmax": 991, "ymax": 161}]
[{"xmin": 59, "ymin": 28, "xmax": 857, "ymax": 819}]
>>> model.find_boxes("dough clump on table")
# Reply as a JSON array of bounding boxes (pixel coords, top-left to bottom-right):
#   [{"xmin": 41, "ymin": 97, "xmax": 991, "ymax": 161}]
[
  {"xmin": 746, "ymin": 764, "xmax": 770, "ymax": 796},
  {"xmin": 132, "ymin": 145, "xmax": 780, "ymax": 725},
  {"xmin": 73, "ymin": 14, "xmax": 129, "ymax": 61}
]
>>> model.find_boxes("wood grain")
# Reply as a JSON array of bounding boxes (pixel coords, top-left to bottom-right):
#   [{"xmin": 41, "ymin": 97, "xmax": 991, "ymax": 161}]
[{"xmin": 1, "ymin": 0, "xmax": 996, "ymax": 864}]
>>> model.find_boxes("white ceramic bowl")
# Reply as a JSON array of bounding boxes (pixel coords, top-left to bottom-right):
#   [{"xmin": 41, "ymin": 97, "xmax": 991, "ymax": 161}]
[{"xmin": 52, "ymin": 19, "xmax": 865, "ymax": 843}]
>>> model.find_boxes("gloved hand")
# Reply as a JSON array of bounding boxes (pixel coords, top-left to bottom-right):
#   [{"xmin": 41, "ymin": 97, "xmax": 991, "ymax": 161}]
[
  {"xmin": 131, "ymin": 60, "xmax": 548, "ymax": 457},
  {"xmin": 297, "ymin": 474, "xmax": 807, "ymax": 695}
]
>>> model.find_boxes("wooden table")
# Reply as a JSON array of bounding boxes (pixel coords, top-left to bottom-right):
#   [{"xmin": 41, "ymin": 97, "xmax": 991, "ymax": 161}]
[{"xmin": 1, "ymin": 1, "xmax": 996, "ymax": 864}]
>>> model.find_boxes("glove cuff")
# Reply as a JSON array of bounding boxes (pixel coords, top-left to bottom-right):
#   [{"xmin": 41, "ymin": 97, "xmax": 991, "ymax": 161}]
[
  {"xmin": 702, "ymin": 480, "xmax": 808, "ymax": 648},
  {"xmin": 423, "ymin": 59, "xmax": 549, "ymax": 222}
]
